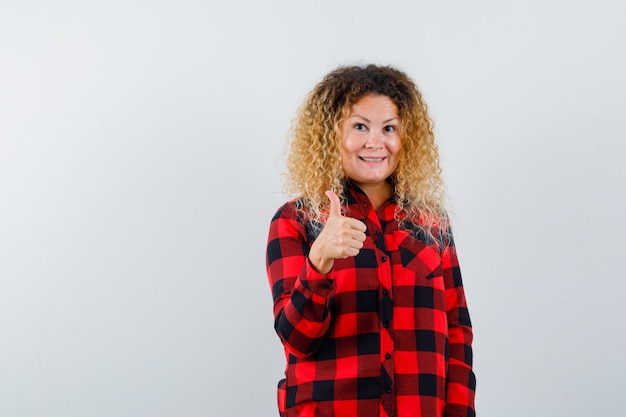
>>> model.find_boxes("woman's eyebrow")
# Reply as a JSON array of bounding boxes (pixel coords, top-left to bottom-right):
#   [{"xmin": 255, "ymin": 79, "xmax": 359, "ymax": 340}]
[{"xmin": 348, "ymin": 114, "xmax": 399, "ymax": 124}]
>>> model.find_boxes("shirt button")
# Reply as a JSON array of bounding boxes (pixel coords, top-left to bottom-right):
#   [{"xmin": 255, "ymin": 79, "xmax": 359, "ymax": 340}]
[
  {"xmin": 383, "ymin": 322, "xmax": 389, "ymax": 328},
  {"xmin": 382, "ymin": 289, "xmax": 388, "ymax": 295},
  {"xmin": 385, "ymin": 353, "xmax": 391, "ymax": 360},
  {"xmin": 385, "ymin": 388, "xmax": 392, "ymax": 394},
  {"xmin": 321, "ymin": 283, "xmax": 330, "ymax": 289},
  {"xmin": 375, "ymin": 231, "xmax": 382, "ymax": 237},
  {"xmin": 381, "ymin": 256, "xmax": 387, "ymax": 262}
]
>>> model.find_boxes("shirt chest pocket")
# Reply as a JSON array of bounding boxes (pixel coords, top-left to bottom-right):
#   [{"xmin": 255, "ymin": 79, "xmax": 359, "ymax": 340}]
[{"xmin": 392, "ymin": 231, "xmax": 444, "ymax": 286}]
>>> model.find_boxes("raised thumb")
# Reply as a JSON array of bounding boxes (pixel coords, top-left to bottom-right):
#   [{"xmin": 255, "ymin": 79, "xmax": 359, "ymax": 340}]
[{"xmin": 325, "ymin": 190, "xmax": 342, "ymax": 217}]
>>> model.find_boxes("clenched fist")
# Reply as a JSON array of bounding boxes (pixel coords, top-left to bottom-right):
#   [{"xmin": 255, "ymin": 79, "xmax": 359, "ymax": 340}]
[{"xmin": 308, "ymin": 190, "xmax": 367, "ymax": 274}]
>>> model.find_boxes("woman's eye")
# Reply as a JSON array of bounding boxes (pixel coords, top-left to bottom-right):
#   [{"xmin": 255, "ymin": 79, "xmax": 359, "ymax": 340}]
[
  {"xmin": 354, "ymin": 123, "xmax": 367, "ymax": 131},
  {"xmin": 384, "ymin": 125, "xmax": 396, "ymax": 133}
]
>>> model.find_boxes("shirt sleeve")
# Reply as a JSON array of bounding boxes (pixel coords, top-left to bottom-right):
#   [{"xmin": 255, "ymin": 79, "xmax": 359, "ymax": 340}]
[
  {"xmin": 266, "ymin": 204, "xmax": 334, "ymax": 358},
  {"xmin": 441, "ymin": 237, "xmax": 477, "ymax": 417}
]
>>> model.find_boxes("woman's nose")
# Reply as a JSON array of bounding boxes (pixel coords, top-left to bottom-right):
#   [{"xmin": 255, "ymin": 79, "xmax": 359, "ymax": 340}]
[{"xmin": 365, "ymin": 131, "xmax": 384, "ymax": 150}]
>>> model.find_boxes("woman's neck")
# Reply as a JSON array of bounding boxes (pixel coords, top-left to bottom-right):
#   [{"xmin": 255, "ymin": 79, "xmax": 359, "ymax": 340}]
[{"xmin": 357, "ymin": 181, "xmax": 392, "ymax": 211}]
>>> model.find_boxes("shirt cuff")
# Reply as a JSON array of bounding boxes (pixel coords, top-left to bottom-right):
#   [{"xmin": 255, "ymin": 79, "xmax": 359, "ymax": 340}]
[{"xmin": 302, "ymin": 258, "xmax": 334, "ymax": 297}]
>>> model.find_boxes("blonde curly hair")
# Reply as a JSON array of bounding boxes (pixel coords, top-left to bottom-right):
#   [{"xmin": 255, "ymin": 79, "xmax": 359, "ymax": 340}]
[{"xmin": 284, "ymin": 64, "xmax": 449, "ymax": 243}]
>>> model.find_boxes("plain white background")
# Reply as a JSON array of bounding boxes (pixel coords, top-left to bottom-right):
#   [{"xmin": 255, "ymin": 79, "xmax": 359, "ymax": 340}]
[{"xmin": 1, "ymin": 1, "xmax": 624, "ymax": 416}]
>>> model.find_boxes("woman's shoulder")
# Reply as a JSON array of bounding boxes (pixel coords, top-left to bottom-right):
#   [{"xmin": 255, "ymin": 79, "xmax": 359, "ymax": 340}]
[
  {"xmin": 399, "ymin": 209, "xmax": 453, "ymax": 250},
  {"xmin": 271, "ymin": 198, "xmax": 304, "ymax": 222},
  {"xmin": 270, "ymin": 198, "xmax": 323, "ymax": 243}
]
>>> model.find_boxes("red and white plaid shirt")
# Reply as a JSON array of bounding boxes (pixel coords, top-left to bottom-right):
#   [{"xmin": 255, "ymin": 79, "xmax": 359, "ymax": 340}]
[{"xmin": 266, "ymin": 183, "xmax": 475, "ymax": 417}]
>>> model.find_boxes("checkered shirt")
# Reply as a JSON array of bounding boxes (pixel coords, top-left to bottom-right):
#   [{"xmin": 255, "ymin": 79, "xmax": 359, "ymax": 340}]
[{"xmin": 266, "ymin": 183, "xmax": 476, "ymax": 417}]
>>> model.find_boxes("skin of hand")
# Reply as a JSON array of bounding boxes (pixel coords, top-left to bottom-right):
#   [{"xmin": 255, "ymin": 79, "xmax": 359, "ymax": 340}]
[{"xmin": 308, "ymin": 190, "xmax": 367, "ymax": 274}]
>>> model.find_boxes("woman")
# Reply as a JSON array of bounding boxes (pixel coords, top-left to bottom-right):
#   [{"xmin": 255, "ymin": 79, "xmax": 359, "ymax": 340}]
[{"xmin": 266, "ymin": 64, "xmax": 475, "ymax": 417}]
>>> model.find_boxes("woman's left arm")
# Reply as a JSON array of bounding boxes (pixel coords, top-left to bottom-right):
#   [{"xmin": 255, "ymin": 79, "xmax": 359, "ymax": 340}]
[{"xmin": 442, "ymin": 240, "xmax": 476, "ymax": 417}]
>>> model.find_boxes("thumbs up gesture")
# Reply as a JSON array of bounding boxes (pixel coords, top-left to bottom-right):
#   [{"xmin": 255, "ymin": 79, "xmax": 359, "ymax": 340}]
[{"xmin": 308, "ymin": 190, "xmax": 367, "ymax": 274}]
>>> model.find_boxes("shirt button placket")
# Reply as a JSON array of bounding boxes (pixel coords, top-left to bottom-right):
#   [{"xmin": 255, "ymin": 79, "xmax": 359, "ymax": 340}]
[{"xmin": 377, "ymin": 226, "xmax": 395, "ymax": 416}]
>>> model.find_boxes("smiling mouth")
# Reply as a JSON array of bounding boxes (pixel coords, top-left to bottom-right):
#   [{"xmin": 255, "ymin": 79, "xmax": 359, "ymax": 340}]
[{"xmin": 359, "ymin": 157, "xmax": 385, "ymax": 162}]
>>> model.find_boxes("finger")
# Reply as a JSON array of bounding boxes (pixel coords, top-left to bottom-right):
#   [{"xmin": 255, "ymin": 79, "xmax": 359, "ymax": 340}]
[
  {"xmin": 325, "ymin": 190, "xmax": 342, "ymax": 217},
  {"xmin": 350, "ymin": 230, "xmax": 367, "ymax": 242},
  {"xmin": 344, "ymin": 246, "xmax": 361, "ymax": 258},
  {"xmin": 347, "ymin": 238, "xmax": 364, "ymax": 251},
  {"xmin": 347, "ymin": 218, "xmax": 367, "ymax": 233}
]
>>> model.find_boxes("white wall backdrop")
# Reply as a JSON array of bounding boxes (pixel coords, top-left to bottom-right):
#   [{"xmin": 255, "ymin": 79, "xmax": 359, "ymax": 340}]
[{"xmin": 1, "ymin": 1, "xmax": 624, "ymax": 416}]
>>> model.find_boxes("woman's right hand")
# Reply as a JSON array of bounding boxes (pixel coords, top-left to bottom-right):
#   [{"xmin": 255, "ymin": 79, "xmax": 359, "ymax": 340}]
[{"xmin": 308, "ymin": 190, "xmax": 367, "ymax": 274}]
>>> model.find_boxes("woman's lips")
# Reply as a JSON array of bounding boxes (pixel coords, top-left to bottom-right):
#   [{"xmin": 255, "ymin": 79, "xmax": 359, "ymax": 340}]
[{"xmin": 359, "ymin": 156, "xmax": 385, "ymax": 162}]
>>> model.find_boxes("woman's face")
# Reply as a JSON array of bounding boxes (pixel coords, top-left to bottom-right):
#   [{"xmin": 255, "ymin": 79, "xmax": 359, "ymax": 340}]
[{"xmin": 340, "ymin": 94, "xmax": 401, "ymax": 190}]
